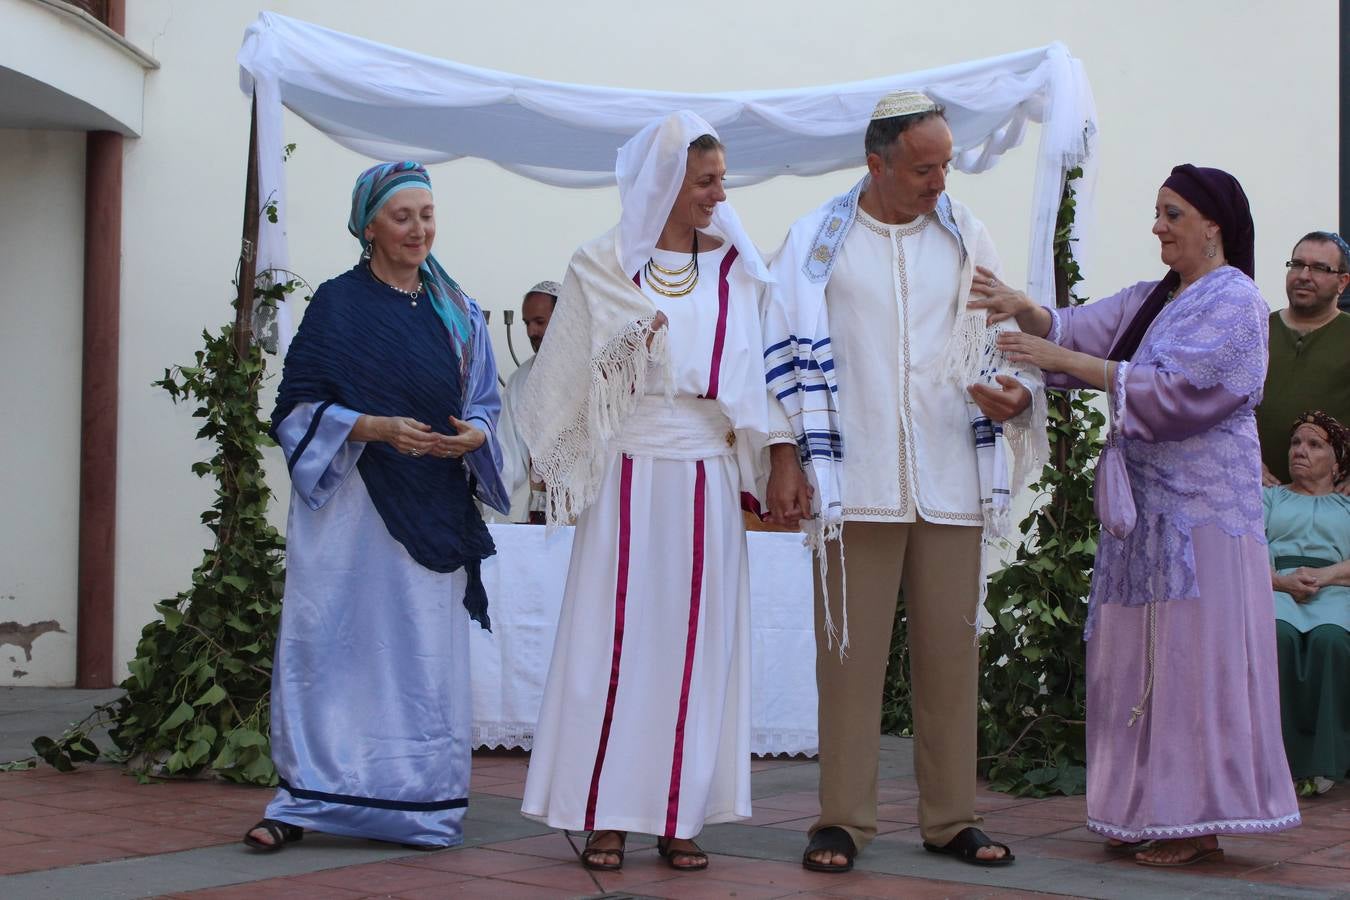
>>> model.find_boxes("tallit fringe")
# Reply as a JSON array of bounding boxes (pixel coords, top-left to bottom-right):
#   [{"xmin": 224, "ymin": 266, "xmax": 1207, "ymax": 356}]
[
  {"xmin": 938, "ymin": 311, "xmax": 997, "ymax": 385},
  {"xmin": 806, "ymin": 518, "xmax": 849, "ymax": 660},
  {"xmin": 944, "ymin": 309, "xmax": 1051, "ymax": 528},
  {"xmin": 983, "ymin": 503, "xmax": 1013, "ymax": 537},
  {"xmin": 530, "ymin": 317, "xmax": 669, "ymax": 529},
  {"xmin": 1006, "ymin": 384, "xmax": 1050, "ymax": 491}
]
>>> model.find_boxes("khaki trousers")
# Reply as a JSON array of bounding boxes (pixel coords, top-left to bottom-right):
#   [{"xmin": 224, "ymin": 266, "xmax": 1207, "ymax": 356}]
[{"xmin": 812, "ymin": 519, "xmax": 983, "ymax": 851}]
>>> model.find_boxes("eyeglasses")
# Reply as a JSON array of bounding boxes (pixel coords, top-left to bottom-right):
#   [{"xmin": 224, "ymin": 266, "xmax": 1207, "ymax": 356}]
[{"xmin": 1285, "ymin": 259, "xmax": 1347, "ymax": 276}]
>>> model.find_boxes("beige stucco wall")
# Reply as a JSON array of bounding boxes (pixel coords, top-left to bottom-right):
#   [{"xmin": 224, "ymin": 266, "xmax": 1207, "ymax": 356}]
[
  {"xmin": 0, "ymin": 0, "xmax": 1336, "ymax": 682},
  {"xmin": 0, "ymin": 129, "xmax": 84, "ymax": 684}
]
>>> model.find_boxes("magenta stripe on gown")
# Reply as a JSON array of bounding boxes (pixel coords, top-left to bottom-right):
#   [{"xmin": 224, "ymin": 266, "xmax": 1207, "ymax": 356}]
[
  {"xmin": 665, "ymin": 460, "xmax": 708, "ymax": 837},
  {"xmin": 585, "ymin": 454, "xmax": 634, "ymax": 830}
]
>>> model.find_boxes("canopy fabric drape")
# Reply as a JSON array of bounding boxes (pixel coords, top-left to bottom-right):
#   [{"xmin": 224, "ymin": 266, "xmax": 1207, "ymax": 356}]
[{"xmin": 237, "ymin": 12, "xmax": 1098, "ymax": 351}]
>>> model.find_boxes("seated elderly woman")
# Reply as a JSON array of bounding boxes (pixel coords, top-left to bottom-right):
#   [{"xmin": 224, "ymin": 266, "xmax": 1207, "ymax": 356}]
[{"xmin": 1266, "ymin": 411, "xmax": 1350, "ymax": 796}]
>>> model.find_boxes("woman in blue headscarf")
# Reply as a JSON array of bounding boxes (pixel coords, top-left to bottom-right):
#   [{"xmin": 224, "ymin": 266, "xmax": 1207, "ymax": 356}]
[{"xmin": 243, "ymin": 162, "xmax": 509, "ymax": 851}]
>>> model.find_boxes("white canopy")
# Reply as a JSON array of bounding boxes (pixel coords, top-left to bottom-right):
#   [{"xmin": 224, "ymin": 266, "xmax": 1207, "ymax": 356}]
[{"xmin": 237, "ymin": 12, "xmax": 1098, "ymax": 349}]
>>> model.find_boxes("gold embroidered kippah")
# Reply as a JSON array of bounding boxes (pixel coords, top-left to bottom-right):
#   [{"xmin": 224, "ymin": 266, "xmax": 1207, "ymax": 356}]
[{"xmin": 870, "ymin": 90, "xmax": 936, "ymax": 121}]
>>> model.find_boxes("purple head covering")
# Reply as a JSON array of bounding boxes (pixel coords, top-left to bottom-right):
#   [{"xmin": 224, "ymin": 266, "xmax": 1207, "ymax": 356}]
[
  {"xmin": 1161, "ymin": 164, "xmax": 1255, "ymax": 278},
  {"xmin": 1107, "ymin": 164, "xmax": 1256, "ymax": 361}
]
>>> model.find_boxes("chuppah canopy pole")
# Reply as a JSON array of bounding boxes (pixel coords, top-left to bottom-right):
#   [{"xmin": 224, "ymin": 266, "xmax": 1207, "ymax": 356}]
[
  {"xmin": 237, "ymin": 12, "xmax": 1099, "ymax": 356},
  {"xmin": 233, "ymin": 95, "xmax": 261, "ymax": 359}
]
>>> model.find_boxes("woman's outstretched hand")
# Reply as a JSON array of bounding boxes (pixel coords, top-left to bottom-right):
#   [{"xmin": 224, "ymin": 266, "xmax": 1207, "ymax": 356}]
[{"xmin": 967, "ymin": 266, "xmax": 1034, "ymax": 324}]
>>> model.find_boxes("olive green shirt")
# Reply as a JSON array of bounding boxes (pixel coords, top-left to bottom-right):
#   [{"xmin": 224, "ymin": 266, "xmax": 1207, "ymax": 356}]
[{"xmin": 1256, "ymin": 311, "xmax": 1350, "ymax": 483}]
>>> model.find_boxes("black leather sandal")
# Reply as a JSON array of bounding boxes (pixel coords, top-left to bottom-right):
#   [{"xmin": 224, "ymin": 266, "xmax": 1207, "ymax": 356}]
[
  {"xmin": 580, "ymin": 830, "xmax": 626, "ymax": 871},
  {"xmin": 802, "ymin": 826, "xmax": 856, "ymax": 873},
  {"xmin": 657, "ymin": 836, "xmax": 709, "ymax": 871},
  {"xmin": 922, "ymin": 826, "xmax": 1015, "ymax": 867},
  {"xmin": 243, "ymin": 818, "xmax": 304, "ymax": 852}
]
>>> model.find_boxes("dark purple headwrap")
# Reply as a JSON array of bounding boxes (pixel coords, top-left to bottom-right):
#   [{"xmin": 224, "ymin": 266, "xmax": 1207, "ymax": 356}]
[{"xmin": 1107, "ymin": 164, "xmax": 1256, "ymax": 361}]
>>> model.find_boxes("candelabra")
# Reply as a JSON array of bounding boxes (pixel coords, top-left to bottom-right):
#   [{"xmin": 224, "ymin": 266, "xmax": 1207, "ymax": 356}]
[{"xmin": 502, "ymin": 309, "xmax": 523, "ymax": 367}]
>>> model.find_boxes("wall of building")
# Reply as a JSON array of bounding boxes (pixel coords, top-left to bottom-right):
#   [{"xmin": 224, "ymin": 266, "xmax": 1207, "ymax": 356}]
[
  {"xmin": 1, "ymin": 0, "xmax": 1335, "ymax": 681},
  {"xmin": 0, "ymin": 129, "xmax": 85, "ymax": 684}
]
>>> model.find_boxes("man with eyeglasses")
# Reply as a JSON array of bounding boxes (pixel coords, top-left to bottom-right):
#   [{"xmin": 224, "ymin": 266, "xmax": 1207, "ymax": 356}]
[{"xmin": 1255, "ymin": 231, "xmax": 1350, "ymax": 491}]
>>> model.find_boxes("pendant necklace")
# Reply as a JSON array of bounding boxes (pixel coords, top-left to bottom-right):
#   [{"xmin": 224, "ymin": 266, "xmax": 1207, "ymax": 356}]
[{"xmin": 371, "ymin": 264, "xmax": 423, "ymax": 307}]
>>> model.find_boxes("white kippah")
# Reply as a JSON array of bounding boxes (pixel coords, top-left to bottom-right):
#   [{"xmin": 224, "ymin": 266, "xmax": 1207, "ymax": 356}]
[
  {"xmin": 870, "ymin": 90, "xmax": 937, "ymax": 121},
  {"xmin": 526, "ymin": 280, "xmax": 562, "ymax": 298}
]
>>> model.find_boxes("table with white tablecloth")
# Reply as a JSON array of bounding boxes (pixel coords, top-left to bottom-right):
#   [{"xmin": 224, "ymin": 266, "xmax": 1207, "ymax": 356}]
[{"xmin": 471, "ymin": 524, "xmax": 818, "ymax": 756}]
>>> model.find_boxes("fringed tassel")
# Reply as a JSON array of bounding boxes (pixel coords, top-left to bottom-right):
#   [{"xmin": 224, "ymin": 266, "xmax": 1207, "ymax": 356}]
[
  {"xmin": 1005, "ymin": 384, "xmax": 1050, "ymax": 490},
  {"xmin": 807, "ymin": 519, "xmax": 849, "ymax": 660},
  {"xmin": 937, "ymin": 312, "xmax": 999, "ymax": 384},
  {"xmin": 532, "ymin": 317, "xmax": 668, "ymax": 529},
  {"xmin": 983, "ymin": 503, "xmax": 1013, "ymax": 538}
]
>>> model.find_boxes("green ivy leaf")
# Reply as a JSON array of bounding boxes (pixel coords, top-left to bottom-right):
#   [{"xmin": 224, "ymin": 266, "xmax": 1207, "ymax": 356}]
[
  {"xmin": 154, "ymin": 602, "xmax": 184, "ymax": 632},
  {"xmin": 194, "ymin": 684, "xmax": 227, "ymax": 708},
  {"xmin": 160, "ymin": 701, "xmax": 195, "ymax": 732}
]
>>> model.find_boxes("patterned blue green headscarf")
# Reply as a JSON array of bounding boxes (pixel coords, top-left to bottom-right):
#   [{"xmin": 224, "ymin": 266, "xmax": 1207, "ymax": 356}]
[{"xmin": 349, "ymin": 161, "xmax": 473, "ymax": 351}]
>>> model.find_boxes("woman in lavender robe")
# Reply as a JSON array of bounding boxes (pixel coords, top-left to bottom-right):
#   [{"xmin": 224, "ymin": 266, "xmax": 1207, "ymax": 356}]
[
  {"xmin": 969, "ymin": 164, "xmax": 1299, "ymax": 866},
  {"xmin": 243, "ymin": 162, "xmax": 509, "ymax": 851}
]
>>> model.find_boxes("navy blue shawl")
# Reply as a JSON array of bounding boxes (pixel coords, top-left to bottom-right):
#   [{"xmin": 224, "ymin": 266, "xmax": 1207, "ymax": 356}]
[{"xmin": 273, "ymin": 264, "xmax": 495, "ymax": 628}]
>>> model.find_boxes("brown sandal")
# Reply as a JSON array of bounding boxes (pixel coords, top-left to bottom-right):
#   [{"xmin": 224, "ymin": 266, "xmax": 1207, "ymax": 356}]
[
  {"xmin": 580, "ymin": 830, "xmax": 626, "ymax": 871},
  {"xmin": 1134, "ymin": 838, "xmax": 1223, "ymax": 867},
  {"xmin": 657, "ymin": 836, "xmax": 709, "ymax": 871}
]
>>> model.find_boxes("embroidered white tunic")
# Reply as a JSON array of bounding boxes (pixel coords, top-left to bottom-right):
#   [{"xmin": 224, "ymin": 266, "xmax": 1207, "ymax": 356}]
[{"xmin": 829, "ymin": 207, "xmax": 993, "ymax": 525}]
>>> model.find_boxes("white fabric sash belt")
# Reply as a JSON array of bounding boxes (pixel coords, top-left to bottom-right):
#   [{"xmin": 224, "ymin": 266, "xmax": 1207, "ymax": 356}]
[{"xmin": 614, "ymin": 396, "xmax": 736, "ymax": 460}]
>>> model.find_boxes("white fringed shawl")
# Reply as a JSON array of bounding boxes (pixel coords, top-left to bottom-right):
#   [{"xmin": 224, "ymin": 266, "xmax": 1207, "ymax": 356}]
[
  {"xmin": 514, "ymin": 228, "xmax": 669, "ymax": 525},
  {"xmin": 516, "ymin": 110, "xmax": 772, "ymax": 525}
]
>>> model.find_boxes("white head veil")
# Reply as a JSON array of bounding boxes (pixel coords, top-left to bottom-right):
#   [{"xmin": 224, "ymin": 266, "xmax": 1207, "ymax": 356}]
[{"xmin": 614, "ymin": 110, "xmax": 771, "ymax": 284}]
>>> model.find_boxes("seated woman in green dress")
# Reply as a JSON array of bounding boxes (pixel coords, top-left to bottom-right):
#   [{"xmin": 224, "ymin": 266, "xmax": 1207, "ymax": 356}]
[{"xmin": 1264, "ymin": 410, "xmax": 1350, "ymax": 796}]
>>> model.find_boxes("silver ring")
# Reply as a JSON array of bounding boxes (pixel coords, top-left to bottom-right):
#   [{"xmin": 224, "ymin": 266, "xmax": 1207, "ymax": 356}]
[
  {"xmin": 987, "ymin": 277, "xmax": 996, "ymax": 287},
  {"xmin": 409, "ymin": 449, "xmax": 421, "ymax": 457}
]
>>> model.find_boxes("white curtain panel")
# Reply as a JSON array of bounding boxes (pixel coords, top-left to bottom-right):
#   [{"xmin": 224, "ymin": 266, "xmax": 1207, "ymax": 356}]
[{"xmin": 238, "ymin": 12, "xmax": 1098, "ymax": 351}]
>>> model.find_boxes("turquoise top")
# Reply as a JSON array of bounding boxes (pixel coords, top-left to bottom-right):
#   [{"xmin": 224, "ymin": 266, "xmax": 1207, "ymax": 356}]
[{"xmin": 1263, "ymin": 486, "xmax": 1350, "ymax": 633}]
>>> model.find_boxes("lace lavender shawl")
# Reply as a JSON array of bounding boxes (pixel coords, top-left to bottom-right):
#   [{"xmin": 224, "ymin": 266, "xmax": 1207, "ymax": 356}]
[{"xmin": 1072, "ymin": 267, "xmax": 1268, "ymax": 633}]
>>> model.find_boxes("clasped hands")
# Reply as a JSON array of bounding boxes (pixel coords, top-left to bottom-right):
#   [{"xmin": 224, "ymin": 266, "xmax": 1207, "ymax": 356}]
[
  {"xmin": 367, "ymin": 415, "xmax": 485, "ymax": 459},
  {"xmin": 1274, "ymin": 567, "xmax": 1328, "ymax": 603}
]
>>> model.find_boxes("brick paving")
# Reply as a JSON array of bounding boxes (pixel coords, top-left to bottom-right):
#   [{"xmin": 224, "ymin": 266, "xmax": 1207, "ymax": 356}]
[{"xmin": 0, "ymin": 692, "xmax": 1346, "ymax": 898}]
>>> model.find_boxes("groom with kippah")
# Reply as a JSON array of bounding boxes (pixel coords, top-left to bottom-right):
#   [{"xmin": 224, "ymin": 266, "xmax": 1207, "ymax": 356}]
[{"xmin": 762, "ymin": 91, "xmax": 1047, "ymax": 872}]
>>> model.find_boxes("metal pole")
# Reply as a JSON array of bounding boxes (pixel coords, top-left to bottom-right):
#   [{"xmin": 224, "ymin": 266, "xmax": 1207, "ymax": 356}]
[
  {"xmin": 503, "ymin": 309, "xmax": 523, "ymax": 367},
  {"xmin": 1341, "ymin": 0, "xmax": 1348, "ymax": 235}
]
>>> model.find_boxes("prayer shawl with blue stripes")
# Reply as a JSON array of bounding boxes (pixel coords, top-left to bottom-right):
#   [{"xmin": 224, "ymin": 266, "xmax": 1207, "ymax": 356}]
[{"xmin": 762, "ymin": 178, "xmax": 1048, "ymax": 652}]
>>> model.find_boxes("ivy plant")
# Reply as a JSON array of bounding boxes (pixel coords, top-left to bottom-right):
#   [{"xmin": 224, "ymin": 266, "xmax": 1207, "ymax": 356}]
[{"xmin": 29, "ymin": 315, "xmax": 287, "ymax": 784}]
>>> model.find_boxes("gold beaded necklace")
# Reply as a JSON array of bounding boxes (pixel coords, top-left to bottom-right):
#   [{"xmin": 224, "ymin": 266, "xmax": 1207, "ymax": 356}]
[{"xmin": 643, "ymin": 232, "xmax": 699, "ymax": 297}]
